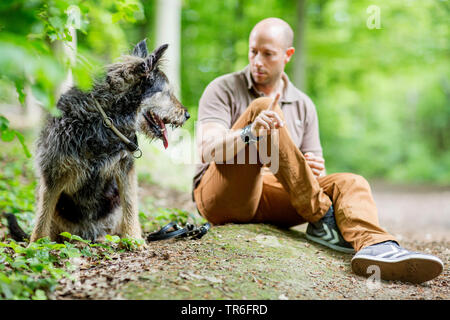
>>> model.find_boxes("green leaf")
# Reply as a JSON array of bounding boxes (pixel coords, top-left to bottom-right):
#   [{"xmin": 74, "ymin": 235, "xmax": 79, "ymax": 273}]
[
  {"xmin": 0, "ymin": 116, "xmax": 9, "ymax": 130},
  {"xmin": 70, "ymin": 234, "xmax": 91, "ymax": 244},
  {"xmin": 0, "ymin": 129, "xmax": 15, "ymax": 142},
  {"xmin": 105, "ymin": 235, "xmax": 120, "ymax": 243},
  {"xmin": 35, "ymin": 237, "xmax": 52, "ymax": 245},
  {"xmin": 80, "ymin": 247, "xmax": 92, "ymax": 257},
  {"xmin": 112, "ymin": 12, "xmax": 123, "ymax": 24},
  {"xmin": 48, "ymin": 16, "xmax": 64, "ymax": 31},
  {"xmin": 14, "ymin": 79, "xmax": 27, "ymax": 106},
  {"xmin": 15, "ymin": 132, "xmax": 31, "ymax": 158},
  {"xmin": 32, "ymin": 289, "xmax": 47, "ymax": 300},
  {"xmin": 59, "ymin": 232, "xmax": 72, "ymax": 240},
  {"xmin": 11, "ymin": 259, "xmax": 29, "ymax": 270},
  {"xmin": 0, "ymin": 282, "xmax": 13, "ymax": 299},
  {"xmin": 48, "ymin": 243, "xmax": 66, "ymax": 250},
  {"xmin": 0, "ymin": 272, "xmax": 12, "ymax": 284}
]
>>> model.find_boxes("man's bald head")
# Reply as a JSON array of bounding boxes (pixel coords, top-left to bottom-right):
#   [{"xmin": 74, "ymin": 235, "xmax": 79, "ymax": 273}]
[
  {"xmin": 248, "ymin": 17, "xmax": 295, "ymax": 92},
  {"xmin": 250, "ymin": 18, "xmax": 294, "ymax": 49}
]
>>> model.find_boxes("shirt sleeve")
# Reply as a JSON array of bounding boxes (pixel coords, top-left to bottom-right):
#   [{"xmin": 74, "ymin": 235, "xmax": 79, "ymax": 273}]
[
  {"xmin": 299, "ymin": 96, "xmax": 323, "ymax": 158},
  {"xmin": 198, "ymin": 77, "xmax": 233, "ymax": 129}
]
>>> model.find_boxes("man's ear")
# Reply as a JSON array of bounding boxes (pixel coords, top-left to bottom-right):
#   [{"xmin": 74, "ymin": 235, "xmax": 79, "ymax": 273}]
[
  {"xmin": 132, "ymin": 39, "xmax": 149, "ymax": 58},
  {"xmin": 285, "ymin": 47, "xmax": 295, "ymax": 63},
  {"xmin": 146, "ymin": 43, "xmax": 169, "ymax": 70}
]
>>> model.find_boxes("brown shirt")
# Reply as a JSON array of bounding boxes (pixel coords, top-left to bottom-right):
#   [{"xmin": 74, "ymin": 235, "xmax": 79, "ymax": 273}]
[{"xmin": 192, "ymin": 65, "xmax": 323, "ymax": 194}]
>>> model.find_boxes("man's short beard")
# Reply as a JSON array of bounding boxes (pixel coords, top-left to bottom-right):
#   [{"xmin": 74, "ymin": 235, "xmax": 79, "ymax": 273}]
[{"xmin": 254, "ymin": 70, "xmax": 283, "ymax": 88}]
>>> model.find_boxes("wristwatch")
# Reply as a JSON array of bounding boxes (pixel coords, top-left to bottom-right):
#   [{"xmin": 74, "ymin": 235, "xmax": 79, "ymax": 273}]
[{"xmin": 241, "ymin": 124, "xmax": 260, "ymax": 144}]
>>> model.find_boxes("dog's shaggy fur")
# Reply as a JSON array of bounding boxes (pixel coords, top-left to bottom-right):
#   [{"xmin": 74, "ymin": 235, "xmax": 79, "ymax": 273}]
[{"xmin": 17, "ymin": 40, "xmax": 189, "ymax": 243}]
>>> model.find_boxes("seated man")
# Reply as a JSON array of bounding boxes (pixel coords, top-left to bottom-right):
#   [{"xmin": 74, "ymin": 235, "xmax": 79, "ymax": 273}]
[{"xmin": 192, "ymin": 17, "xmax": 443, "ymax": 284}]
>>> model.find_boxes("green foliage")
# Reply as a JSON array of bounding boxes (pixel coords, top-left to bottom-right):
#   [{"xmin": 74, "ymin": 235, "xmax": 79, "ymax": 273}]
[
  {"xmin": 179, "ymin": 0, "xmax": 449, "ymax": 184},
  {"xmin": 139, "ymin": 198, "xmax": 205, "ymax": 233},
  {"xmin": 304, "ymin": 0, "xmax": 450, "ymax": 184},
  {"xmin": 0, "ymin": 116, "xmax": 31, "ymax": 158},
  {"xmin": 0, "ymin": 142, "xmax": 202, "ymax": 299},
  {"xmin": 180, "ymin": 0, "xmax": 298, "ymax": 110},
  {"xmin": 0, "ymin": 238, "xmax": 74, "ymax": 300},
  {"xmin": 0, "ymin": 0, "xmax": 146, "ymax": 155},
  {"xmin": 0, "ymin": 231, "xmax": 148, "ymax": 300},
  {"xmin": 1, "ymin": 0, "xmax": 448, "ymax": 183},
  {"xmin": 0, "ymin": 153, "xmax": 36, "ymax": 232}
]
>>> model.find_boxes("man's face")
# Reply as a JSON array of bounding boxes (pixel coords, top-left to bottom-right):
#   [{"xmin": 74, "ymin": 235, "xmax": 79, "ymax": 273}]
[{"xmin": 248, "ymin": 28, "xmax": 289, "ymax": 87}]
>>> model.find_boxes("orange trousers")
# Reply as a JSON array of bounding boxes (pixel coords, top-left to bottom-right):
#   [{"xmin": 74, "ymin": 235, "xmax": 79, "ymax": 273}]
[{"xmin": 194, "ymin": 97, "xmax": 396, "ymax": 252}]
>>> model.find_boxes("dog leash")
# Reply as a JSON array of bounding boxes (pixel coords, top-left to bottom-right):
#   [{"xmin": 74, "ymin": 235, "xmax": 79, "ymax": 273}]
[
  {"xmin": 91, "ymin": 94, "xmax": 142, "ymax": 159},
  {"xmin": 147, "ymin": 222, "xmax": 211, "ymax": 241}
]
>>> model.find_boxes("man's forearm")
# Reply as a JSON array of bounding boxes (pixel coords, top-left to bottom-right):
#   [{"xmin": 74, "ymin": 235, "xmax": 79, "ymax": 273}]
[{"xmin": 202, "ymin": 128, "xmax": 249, "ymax": 163}]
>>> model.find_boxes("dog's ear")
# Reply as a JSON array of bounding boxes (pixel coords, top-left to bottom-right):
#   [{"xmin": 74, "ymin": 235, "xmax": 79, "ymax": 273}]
[
  {"xmin": 132, "ymin": 39, "xmax": 148, "ymax": 58},
  {"xmin": 146, "ymin": 44, "xmax": 169, "ymax": 71},
  {"xmin": 153, "ymin": 43, "xmax": 169, "ymax": 61}
]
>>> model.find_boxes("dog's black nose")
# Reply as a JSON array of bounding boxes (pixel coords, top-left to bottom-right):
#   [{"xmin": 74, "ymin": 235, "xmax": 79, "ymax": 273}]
[{"xmin": 185, "ymin": 111, "xmax": 190, "ymax": 120}]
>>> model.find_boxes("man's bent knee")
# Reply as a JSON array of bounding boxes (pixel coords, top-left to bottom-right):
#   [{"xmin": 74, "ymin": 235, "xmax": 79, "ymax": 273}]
[
  {"xmin": 249, "ymin": 97, "xmax": 282, "ymax": 115},
  {"xmin": 344, "ymin": 173, "xmax": 370, "ymax": 188},
  {"xmin": 248, "ymin": 97, "xmax": 273, "ymax": 113},
  {"xmin": 328, "ymin": 172, "xmax": 371, "ymax": 189}
]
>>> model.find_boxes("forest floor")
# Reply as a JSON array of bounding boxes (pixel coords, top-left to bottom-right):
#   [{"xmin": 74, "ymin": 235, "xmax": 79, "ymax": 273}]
[{"xmin": 52, "ymin": 180, "xmax": 450, "ymax": 300}]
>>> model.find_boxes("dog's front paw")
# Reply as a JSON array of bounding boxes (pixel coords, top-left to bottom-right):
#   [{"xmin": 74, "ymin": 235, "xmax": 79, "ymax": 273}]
[
  {"xmin": 29, "ymin": 233, "xmax": 42, "ymax": 244},
  {"xmin": 134, "ymin": 241, "xmax": 149, "ymax": 251},
  {"xmin": 28, "ymin": 233, "xmax": 47, "ymax": 248},
  {"xmin": 95, "ymin": 235, "xmax": 107, "ymax": 243},
  {"xmin": 120, "ymin": 226, "xmax": 143, "ymax": 240},
  {"xmin": 121, "ymin": 236, "xmax": 147, "ymax": 251},
  {"xmin": 121, "ymin": 232, "xmax": 143, "ymax": 241}
]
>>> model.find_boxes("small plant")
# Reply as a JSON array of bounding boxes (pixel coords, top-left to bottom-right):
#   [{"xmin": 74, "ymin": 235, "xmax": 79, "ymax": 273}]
[
  {"xmin": 0, "ymin": 230, "xmax": 150, "ymax": 300},
  {"xmin": 103, "ymin": 234, "xmax": 144, "ymax": 251},
  {"xmin": 0, "ymin": 237, "xmax": 75, "ymax": 300}
]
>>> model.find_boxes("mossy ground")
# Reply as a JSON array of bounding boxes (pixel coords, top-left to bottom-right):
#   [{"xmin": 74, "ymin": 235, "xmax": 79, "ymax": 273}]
[
  {"xmin": 52, "ymin": 222, "xmax": 448, "ymax": 300},
  {"xmin": 120, "ymin": 223, "xmax": 352, "ymax": 300}
]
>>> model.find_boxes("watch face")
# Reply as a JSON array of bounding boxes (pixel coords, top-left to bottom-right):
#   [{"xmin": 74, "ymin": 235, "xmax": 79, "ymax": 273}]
[{"xmin": 241, "ymin": 125, "xmax": 252, "ymax": 144}]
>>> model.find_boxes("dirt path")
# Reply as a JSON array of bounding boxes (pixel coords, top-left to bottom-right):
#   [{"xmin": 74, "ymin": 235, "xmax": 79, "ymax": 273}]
[
  {"xmin": 370, "ymin": 181, "xmax": 450, "ymax": 243},
  {"xmin": 53, "ymin": 181, "xmax": 449, "ymax": 300}
]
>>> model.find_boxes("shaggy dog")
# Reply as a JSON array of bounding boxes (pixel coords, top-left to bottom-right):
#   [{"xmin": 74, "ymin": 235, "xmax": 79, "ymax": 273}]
[{"xmin": 7, "ymin": 39, "xmax": 189, "ymax": 243}]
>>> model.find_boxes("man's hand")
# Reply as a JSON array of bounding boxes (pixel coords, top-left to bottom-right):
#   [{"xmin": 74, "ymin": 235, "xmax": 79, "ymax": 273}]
[
  {"xmin": 250, "ymin": 93, "xmax": 284, "ymax": 137},
  {"xmin": 304, "ymin": 152, "xmax": 325, "ymax": 178}
]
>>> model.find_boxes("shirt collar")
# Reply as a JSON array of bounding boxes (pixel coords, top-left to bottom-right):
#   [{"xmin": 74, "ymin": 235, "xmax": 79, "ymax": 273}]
[{"xmin": 244, "ymin": 65, "xmax": 298, "ymax": 103}]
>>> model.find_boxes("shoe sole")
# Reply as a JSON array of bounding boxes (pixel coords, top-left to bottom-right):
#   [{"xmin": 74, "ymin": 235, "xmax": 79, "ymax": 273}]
[
  {"xmin": 351, "ymin": 254, "xmax": 444, "ymax": 284},
  {"xmin": 306, "ymin": 233, "xmax": 355, "ymax": 254}
]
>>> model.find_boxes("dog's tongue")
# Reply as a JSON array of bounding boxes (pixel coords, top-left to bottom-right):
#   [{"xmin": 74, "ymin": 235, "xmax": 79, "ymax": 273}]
[{"xmin": 160, "ymin": 120, "xmax": 168, "ymax": 149}]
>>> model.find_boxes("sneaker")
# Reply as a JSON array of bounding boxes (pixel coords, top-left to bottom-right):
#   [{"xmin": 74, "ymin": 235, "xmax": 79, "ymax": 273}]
[
  {"xmin": 351, "ymin": 241, "xmax": 444, "ymax": 284},
  {"xmin": 306, "ymin": 205, "xmax": 355, "ymax": 254}
]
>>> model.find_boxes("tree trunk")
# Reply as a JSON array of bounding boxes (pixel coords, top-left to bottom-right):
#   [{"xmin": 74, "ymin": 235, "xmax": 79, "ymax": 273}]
[
  {"xmin": 57, "ymin": 26, "xmax": 77, "ymax": 96},
  {"xmin": 293, "ymin": 0, "xmax": 306, "ymax": 91},
  {"xmin": 156, "ymin": 0, "xmax": 181, "ymax": 97}
]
